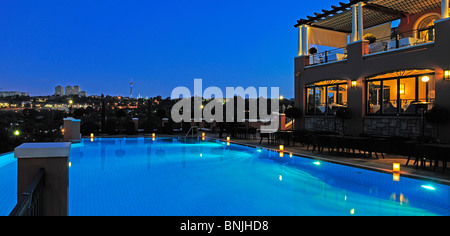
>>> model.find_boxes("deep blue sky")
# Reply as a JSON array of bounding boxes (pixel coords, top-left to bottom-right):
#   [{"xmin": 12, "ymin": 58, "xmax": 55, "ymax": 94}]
[{"xmin": 0, "ymin": 0, "xmax": 336, "ymax": 98}]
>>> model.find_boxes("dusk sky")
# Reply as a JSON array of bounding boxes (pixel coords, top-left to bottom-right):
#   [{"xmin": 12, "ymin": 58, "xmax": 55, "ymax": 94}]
[{"xmin": 0, "ymin": 0, "xmax": 336, "ymax": 98}]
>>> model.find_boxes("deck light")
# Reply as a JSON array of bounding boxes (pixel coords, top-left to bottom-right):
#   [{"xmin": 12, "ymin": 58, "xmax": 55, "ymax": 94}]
[
  {"xmin": 444, "ymin": 70, "xmax": 450, "ymax": 80},
  {"xmin": 279, "ymin": 145, "xmax": 284, "ymax": 151},
  {"xmin": 393, "ymin": 163, "xmax": 401, "ymax": 172},
  {"xmin": 227, "ymin": 137, "xmax": 230, "ymax": 141},
  {"xmin": 152, "ymin": 133, "xmax": 156, "ymax": 138},
  {"xmin": 202, "ymin": 133, "xmax": 205, "ymax": 137},
  {"xmin": 351, "ymin": 80, "xmax": 357, "ymax": 89},
  {"xmin": 421, "ymin": 76, "xmax": 430, "ymax": 83},
  {"xmin": 90, "ymin": 133, "xmax": 94, "ymax": 138}
]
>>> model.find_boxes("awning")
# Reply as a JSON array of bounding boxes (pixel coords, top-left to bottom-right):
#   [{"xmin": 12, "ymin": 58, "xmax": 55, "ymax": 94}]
[{"xmin": 295, "ymin": 0, "xmax": 443, "ymax": 33}]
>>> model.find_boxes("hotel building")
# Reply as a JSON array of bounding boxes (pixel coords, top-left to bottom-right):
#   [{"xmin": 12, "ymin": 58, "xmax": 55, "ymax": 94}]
[{"xmin": 294, "ymin": 0, "xmax": 450, "ymax": 141}]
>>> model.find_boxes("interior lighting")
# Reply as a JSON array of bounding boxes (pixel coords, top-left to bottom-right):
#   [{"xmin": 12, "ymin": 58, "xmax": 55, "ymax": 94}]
[
  {"xmin": 421, "ymin": 76, "xmax": 430, "ymax": 83},
  {"xmin": 444, "ymin": 70, "xmax": 450, "ymax": 80}
]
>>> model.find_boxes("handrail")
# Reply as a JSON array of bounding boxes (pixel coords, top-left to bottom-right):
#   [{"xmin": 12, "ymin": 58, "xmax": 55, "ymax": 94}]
[
  {"xmin": 184, "ymin": 126, "xmax": 198, "ymax": 138},
  {"xmin": 9, "ymin": 168, "xmax": 45, "ymax": 216}
]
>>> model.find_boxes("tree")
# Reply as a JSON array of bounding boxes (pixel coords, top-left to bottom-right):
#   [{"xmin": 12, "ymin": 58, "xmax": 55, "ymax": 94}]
[
  {"xmin": 336, "ymin": 107, "xmax": 352, "ymax": 135},
  {"xmin": 284, "ymin": 107, "xmax": 302, "ymax": 130},
  {"xmin": 425, "ymin": 105, "xmax": 450, "ymax": 140}
]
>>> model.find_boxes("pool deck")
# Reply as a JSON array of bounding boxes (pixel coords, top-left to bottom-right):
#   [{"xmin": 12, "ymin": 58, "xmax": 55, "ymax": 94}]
[{"xmin": 93, "ymin": 133, "xmax": 450, "ymax": 185}]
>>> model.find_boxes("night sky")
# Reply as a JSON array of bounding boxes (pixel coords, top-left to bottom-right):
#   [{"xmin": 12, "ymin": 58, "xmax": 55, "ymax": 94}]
[{"xmin": 0, "ymin": 0, "xmax": 336, "ymax": 98}]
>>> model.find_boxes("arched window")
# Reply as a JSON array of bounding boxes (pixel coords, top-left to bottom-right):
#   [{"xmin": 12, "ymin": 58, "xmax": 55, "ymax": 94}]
[{"xmin": 414, "ymin": 13, "xmax": 440, "ymax": 42}]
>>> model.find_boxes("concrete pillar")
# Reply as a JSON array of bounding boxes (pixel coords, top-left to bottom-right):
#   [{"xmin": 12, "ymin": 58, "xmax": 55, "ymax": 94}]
[
  {"xmin": 63, "ymin": 117, "xmax": 81, "ymax": 143},
  {"xmin": 14, "ymin": 142, "xmax": 71, "ymax": 216},
  {"xmin": 63, "ymin": 117, "xmax": 73, "ymax": 142},
  {"xmin": 71, "ymin": 119, "xmax": 81, "ymax": 143}
]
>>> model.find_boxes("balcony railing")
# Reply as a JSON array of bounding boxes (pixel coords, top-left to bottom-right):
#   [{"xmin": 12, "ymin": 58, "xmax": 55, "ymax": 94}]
[
  {"xmin": 9, "ymin": 168, "xmax": 45, "ymax": 216},
  {"xmin": 308, "ymin": 46, "xmax": 348, "ymax": 66},
  {"xmin": 367, "ymin": 26, "xmax": 435, "ymax": 55}
]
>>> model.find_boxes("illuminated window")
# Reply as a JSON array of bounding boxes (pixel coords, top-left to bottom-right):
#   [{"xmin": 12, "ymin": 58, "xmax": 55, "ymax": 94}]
[
  {"xmin": 366, "ymin": 70, "xmax": 435, "ymax": 115},
  {"xmin": 306, "ymin": 80, "xmax": 347, "ymax": 115}
]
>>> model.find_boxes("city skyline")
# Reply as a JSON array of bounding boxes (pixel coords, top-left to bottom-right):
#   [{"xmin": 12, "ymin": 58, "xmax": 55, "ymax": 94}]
[{"xmin": 0, "ymin": 0, "xmax": 337, "ymax": 98}]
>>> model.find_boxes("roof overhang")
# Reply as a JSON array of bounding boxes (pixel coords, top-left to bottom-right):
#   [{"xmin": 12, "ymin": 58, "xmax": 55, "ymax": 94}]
[{"xmin": 295, "ymin": 0, "xmax": 442, "ymax": 33}]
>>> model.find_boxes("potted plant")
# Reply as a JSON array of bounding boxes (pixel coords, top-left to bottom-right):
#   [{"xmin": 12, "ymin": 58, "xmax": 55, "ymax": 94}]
[
  {"xmin": 363, "ymin": 33, "xmax": 377, "ymax": 44},
  {"xmin": 308, "ymin": 47, "xmax": 318, "ymax": 55}
]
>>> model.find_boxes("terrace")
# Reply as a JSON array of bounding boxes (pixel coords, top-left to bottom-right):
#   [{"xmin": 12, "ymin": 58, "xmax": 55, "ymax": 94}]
[{"xmin": 295, "ymin": 0, "xmax": 449, "ymax": 66}]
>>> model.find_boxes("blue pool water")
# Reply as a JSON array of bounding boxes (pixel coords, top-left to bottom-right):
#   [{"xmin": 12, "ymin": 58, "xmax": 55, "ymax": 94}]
[{"xmin": 0, "ymin": 137, "xmax": 449, "ymax": 216}]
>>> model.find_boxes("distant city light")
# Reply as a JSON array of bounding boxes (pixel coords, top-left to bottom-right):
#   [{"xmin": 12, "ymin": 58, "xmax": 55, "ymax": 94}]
[{"xmin": 14, "ymin": 130, "xmax": 20, "ymax": 136}]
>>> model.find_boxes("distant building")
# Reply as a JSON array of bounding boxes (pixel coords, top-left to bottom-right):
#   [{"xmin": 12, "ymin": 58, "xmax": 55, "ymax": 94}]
[
  {"xmin": 0, "ymin": 91, "xmax": 29, "ymax": 97},
  {"xmin": 79, "ymin": 91, "xmax": 88, "ymax": 97},
  {"xmin": 55, "ymin": 86, "xmax": 64, "ymax": 96},
  {"xmin": 65, "ymin": 86, "xmax": 73, "ymax": 96}
]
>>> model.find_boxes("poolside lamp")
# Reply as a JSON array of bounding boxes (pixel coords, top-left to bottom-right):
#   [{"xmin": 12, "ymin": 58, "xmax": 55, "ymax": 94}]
[
  {"xmin": 393, "ymin": 163, "xmax": 401, "ymax": 172},
  {"xmin": 152, "ymin": 133, "xmax": 156, "ymax": 138},
  {"xmin": 202, "ymin": 132, "xmax": 205, "ymax": 137},
  {"xmin": 227, "ymin": 137, "xmax": 230, "ymax": 141},
  {"xmin": 444, "ymin": 69, "xmax": 450, "ymax": 80},
  {"xmin": 90, "ymin": 133, "xmax": 94, "ymax": 138},
  {"xmin": 279, "ymin": 145, "xmax": 284, "ymax": 151},
  {"xmin": 351, "ymin": 80, "xmax": 357, "ymax": 89}
]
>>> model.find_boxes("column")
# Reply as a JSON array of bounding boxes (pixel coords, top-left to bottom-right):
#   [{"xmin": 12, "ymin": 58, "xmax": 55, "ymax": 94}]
[
  {"xmin": 14, "ymin": 142, "xmax": 71, "ymax": 216},
  {"xmin": 298, "ymin": 26, "xmax": 303, "ymax": 56},
  {"xmin": 358, "ymin": 2, "xmax": 364, "ymax": 41},
  {"xmin": 443, "ymin": 0, "xmax": 449, "ymax": 19},
  {"xmin": 302, "ymin": 25, "xmax": 309, "ymax": 55},
  {"xmin": 352, "ymin": 4, "xmax": 358, "ymax": 42}
]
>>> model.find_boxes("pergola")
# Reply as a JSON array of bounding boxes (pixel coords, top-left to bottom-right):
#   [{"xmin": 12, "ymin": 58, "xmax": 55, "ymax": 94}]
[{"xmin": 296, "ymin": 0, "xmax": 450, "ymax": 56}]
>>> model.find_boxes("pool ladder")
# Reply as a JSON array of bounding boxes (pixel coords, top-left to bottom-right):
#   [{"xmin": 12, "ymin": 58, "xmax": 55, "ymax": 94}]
[{"xmin": 184, "ymin": 126, "xmax": 199, "ymax": 139}]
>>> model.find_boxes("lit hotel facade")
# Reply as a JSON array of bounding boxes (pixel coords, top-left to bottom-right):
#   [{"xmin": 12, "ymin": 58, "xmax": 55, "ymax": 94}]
[{"xmin": 294, "ymin": 0, "xmax": 450, "ymax": 141}]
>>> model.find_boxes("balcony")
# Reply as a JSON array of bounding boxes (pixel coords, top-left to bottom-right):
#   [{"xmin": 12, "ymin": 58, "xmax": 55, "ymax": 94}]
[{"xmin": 295, "ymin": 0, "xmax": 449, "ymax": 67}]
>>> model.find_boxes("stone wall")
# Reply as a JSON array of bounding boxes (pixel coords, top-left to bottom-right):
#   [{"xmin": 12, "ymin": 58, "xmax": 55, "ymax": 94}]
[
  {"xmin": 363, "ymin": 116, "xmax": 433, "ymax": 138},
  {"xmin": 304, "ymin": 116, "xmax": 343, "ymax": 134},
  {"xmin": 305, "ymin": 115, "xmax": 435, "ymax": 138}
]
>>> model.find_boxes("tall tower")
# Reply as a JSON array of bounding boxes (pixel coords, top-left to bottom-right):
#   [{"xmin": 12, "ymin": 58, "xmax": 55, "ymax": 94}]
[{"xmin": 130, "ymin": 80, "xmax": 133, "ymax": 98}]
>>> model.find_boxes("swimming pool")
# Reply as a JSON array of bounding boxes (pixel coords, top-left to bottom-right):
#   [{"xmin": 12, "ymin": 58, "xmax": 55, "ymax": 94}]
[{"xmin": 0, "ymin": 137, "xmax": 449, "ymax": 216}]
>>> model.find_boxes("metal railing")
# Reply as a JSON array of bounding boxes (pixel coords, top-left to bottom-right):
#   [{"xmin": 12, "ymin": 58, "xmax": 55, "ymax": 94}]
[
  {"xmin": 9, "ymin": 168, "xmax": 45, "ymax": 216},
  {"xmin": 367, "ymin": 26, "xmax": 435, "ymax": 54},
  {"xmin": 308, "ymin": 46, "xmax": 348, "ymax": 66}
]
